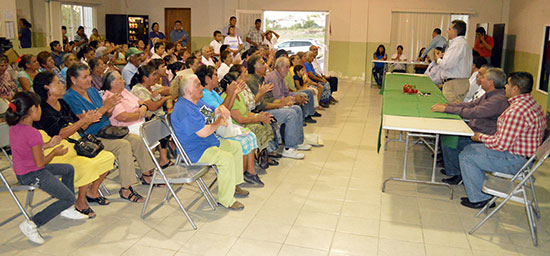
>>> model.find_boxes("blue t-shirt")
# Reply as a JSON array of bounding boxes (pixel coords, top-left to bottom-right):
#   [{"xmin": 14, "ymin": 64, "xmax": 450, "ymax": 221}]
[
  {"xmin": 304, "ymin": 62, "xmax": 317, "ymax": 76},
  {"xmin": 172, "ymin": 98, "xmax": 219, "ymax": 163},
  {"xmin": 373, "ymin": 53, "xmax": 387, "ymax": 68},
  {"xmin": 201, "ymin": 88, "xmax": 224, "ymax": 108},
  {"xmin": 170, "ymin": 29, "xmax": 190, "ymax": 46},
  {"xmin": 63, "ymin": 87, "xmax": 111, "ymax": 135}
]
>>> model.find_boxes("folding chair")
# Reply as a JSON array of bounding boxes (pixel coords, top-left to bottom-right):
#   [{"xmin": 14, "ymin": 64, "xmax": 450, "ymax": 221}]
[
  {"xmin": 0, "ymin": 123, "xmax": 39, "ymax": 226},
  {"xmin": 139, "ymin": 118, "xmax": 216, "ymax": 230},
  {"xmin": 165, "ymin": 113, "xmax": 219, "ymax": 189},
  {"xmin": 469, "ymin": 137, "xmax": 550, "ymax": 246}
]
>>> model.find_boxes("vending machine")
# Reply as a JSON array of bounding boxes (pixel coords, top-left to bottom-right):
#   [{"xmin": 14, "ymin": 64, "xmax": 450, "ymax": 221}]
[{"xmin": 105, "ymin": 14, "xmax": 149, "ymax": 45}]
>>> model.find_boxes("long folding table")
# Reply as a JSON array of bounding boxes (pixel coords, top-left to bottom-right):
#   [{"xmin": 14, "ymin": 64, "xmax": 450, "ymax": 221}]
[{"xmin": 379, "ymin": 73, "xmax": 474, "ymax": 199}]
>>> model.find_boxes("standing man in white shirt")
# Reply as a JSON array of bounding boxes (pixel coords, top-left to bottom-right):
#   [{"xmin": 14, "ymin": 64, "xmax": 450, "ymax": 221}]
[{"xmin": 436, "ymin": 20, "xmax": 473, "ymax": 103}]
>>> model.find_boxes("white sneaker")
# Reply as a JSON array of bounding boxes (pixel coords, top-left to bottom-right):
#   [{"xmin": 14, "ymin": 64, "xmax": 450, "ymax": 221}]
[
  {"xmin": 282, "ymin": 148, "xmax": 305, "ymax": 159},
  {"xmin": 297, "ymin": 144, "xmax": 312, "ymax": 151},
  {"xmin": 19, "ymin": 220, "xmax": 44, "ymax": 244},
  {"xmin": 60, "ymin": 206, "xmax": 88, "ymax": 220}
]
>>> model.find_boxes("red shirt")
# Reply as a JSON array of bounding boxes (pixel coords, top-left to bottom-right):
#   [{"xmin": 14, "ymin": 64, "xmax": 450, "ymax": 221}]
[
  {"xmin": 474, "ymin": 35, "xmax": 494, "ymax": 57},
  {"xmin": 479, "ymin": 94, "xmax": 546, "ymax": 157}
]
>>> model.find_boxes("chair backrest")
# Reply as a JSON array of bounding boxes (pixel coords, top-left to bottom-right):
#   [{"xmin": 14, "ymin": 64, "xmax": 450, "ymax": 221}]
[
  {"xmin": 140, "ymin": 118, "xmax": 171, "ymax": 150},
  {"xmin": 165, "ymin": 113, "xmax": 193, "ymax": 165},
  {"xmin": 0, "ymin": 123, "xmax": 10, "ymax": 148},
  {"xmin": 535, "ymin": 136, "xmax": 550, "ymax": 161},
  {"xmin": 0, "ymin": 123, "xmax": 13, "ymax": 168}
]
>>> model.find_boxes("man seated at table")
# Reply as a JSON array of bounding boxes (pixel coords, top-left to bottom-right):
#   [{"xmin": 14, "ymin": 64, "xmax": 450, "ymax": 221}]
[
  {"xmin": 458, "ymin": 72, "xmax": 546, "ymax": 208},
  {"xmin": 464, "ymin": 57, "xmax": 488, "ymax": 102},
  {"xmin": 431, "ymin": 68, "xmax": 510, "ymax": 185}
]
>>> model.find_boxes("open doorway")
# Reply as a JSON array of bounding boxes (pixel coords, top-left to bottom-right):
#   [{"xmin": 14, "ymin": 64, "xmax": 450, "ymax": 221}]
[{"xmin": 264, "ymin": 11, "xmax": 329, "ymax": 73}]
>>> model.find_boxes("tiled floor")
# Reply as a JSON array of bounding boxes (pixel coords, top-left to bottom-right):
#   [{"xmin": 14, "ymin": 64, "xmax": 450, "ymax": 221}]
[{"xmin": 1, "ymin": 80, "xmax": 550, "ymax": 256}]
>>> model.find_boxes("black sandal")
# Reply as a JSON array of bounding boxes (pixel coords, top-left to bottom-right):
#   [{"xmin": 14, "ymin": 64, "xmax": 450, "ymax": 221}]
[
  {"xmin": 268, "ymin": 159, "xmax": 279, "ymax": 166},
  {"xmin": 119, "ymin": 186, "xmax": 144, "ymax": 203},
  {"xmin": 75, "ymin": 206, "xmax": 96, "ymax": 219},
  {"xmin": 160, "ymin": 160, "xmax": 174, "ymax": 169},
  {"xmin": 140, "ymin": 171, "xmax": 164, "ymax": 187},
  {"xmin": 86, "ymin": 195, "xmax": 110, "ymax": 205}
]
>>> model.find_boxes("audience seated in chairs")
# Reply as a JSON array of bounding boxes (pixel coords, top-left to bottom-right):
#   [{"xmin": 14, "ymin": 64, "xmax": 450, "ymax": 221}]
[
  {"xmin": 196, "ymin": 65, "xmax": 264, "ymax": 186},
  {"xmin": 6, "ymin": 91, "xmax": 89, "ymax": 244},
  {"xmin": 62, "ymin": 63, "xmax": 156, "ymax": 203},
  {"xmin": 33, "ymin": 71, "xmax": 115, "ymax": 219},
  {"xmin": 170, "ymin": 72, "xmax": 249, "ymax": 210},
  {"xmin": 246, "ymin": 55, "xmax": 310, "ymax": 159},
  {"xmin": 16, "ymin": 54, "xmax": 40, "ymax": 91}
]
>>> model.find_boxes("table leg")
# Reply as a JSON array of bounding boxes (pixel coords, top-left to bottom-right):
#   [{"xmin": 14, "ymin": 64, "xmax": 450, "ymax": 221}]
[{"xmin": 382, "ymin": 132, "xmax": 453, "ymax": 199}]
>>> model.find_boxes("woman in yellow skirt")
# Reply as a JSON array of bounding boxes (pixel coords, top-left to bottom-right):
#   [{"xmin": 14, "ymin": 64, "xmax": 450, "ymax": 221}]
[{"xmin": 33, "ymin": 72, "xmax": 115, "ymax": 218}]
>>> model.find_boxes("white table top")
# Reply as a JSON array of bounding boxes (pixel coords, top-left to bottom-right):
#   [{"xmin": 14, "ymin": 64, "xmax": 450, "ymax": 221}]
[
  {"xmin": 382, "ymin": 115, "xmax": 474, "ymax": 136},
  {"xmin": 372, "ymin": 60, "xmax": 429, "ymax": 65}
]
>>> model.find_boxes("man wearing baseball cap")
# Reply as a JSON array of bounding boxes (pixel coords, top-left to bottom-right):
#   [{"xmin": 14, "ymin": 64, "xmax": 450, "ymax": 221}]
[{"xmin": 121, "ymin": 47, "xmax": 144, "ymax": 90}]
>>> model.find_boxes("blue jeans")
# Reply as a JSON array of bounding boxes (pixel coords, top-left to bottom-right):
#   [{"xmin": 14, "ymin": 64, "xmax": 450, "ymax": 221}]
[
  {"xmin": 441, "ymin": 136, "xmax": 477, "ymax": 176},
  {"xmin": 16, "ymin": 164, "xmax": 75, "ymax": 227},
  {"xmin": 267, "ymin": 105, "xmax": 304, "ymax": 148},
  {"xmin": 293, "ymin": 90, "xmax": 315, "ymax": 118},
  {"xmin": 459, "ymin": 144, "xmax": 528, "ymax": 202}
]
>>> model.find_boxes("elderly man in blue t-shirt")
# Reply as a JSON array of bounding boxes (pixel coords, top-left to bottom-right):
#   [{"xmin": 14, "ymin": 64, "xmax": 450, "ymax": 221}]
[{"xmin": 170, "ymin": 72, "xmax": 248, "ymax": 210}]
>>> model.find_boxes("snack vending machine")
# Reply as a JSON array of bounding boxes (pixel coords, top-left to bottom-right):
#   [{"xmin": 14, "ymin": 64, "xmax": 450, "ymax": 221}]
[{"xmin": 105, "ymin": 14, "xmax": 149, "ymax": 45}]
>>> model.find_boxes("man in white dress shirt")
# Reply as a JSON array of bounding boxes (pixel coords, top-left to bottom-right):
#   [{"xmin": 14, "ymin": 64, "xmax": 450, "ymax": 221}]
[
  {"xmin": 436, "ymin": 20, "xmax": 473, "ymax": 103},
  {"xmin": 464, "ymin": 57, "xmax": 488, "ymax": 102},
  {"xmin": 201, "ymin": 46, "xmax": 216, "ymax": 67}
]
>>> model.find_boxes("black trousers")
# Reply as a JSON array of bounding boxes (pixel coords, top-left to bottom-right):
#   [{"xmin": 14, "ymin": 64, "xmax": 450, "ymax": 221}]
[{"xmin": 326, "ymin": 76, "xmax": 338, "ymax": 92}]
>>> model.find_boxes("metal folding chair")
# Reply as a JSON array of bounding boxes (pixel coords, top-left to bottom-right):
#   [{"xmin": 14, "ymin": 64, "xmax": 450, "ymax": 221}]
[
  {"xmin": 139, "ymin": 118, "xmax": 216, "ymax": 230},
  {"xmin": 469, "ymin": 137, "xmax": 550, "ymax": 246},
  {"xmin": 165, "ymin": 113, "xmax": 219, "ymax": 189},
  {"xmin": 0, "ymin": 123, "xmax": 40, "ymax": 226}
]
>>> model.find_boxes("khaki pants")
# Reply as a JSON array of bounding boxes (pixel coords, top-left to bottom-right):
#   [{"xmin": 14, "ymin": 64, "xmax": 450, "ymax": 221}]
[
  {"xmin": 197, "ymin": 139, "xmax": 244, "ymax": 208},
  {"xmin": 442, "ymin": 78, "xmax": 470, "ymax": 103},
  {"xmin": 99, "ymin": 133, "xmax": 156, "ymax": 187}
]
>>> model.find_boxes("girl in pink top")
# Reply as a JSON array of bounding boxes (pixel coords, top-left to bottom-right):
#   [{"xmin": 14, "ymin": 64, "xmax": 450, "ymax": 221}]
[{"xmin": 6, "ymin": 91, "xmax": 87, "ymax": 245}]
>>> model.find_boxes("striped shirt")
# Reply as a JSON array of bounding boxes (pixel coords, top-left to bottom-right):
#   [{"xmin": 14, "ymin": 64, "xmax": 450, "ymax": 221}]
[{"xmin": 479, "ymin": 94, "xmax": 546, "ymax": 157}]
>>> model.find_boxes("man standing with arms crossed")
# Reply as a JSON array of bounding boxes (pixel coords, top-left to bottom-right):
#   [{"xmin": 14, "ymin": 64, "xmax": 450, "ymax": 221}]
[{"xmin": 435, "ymin": 20, "xmax": 473, "ymax": 103}]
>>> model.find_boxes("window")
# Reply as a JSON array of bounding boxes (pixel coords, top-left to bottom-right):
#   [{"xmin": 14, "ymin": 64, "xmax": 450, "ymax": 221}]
[
  {"xmin": 61, "ymin": 4, "xmax": 94, "ymax": 41},
  {"xmin": 450, "ymin": 14, "xmax": 469, "ymax": 38},
  {"xmin": 278, "ymin": 41, "xmax": 290, "ymax": 48}
]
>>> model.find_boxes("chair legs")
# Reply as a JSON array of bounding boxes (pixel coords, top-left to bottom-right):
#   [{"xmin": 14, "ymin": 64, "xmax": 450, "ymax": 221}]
[
  {"xmin": 196, "ymin": 178, "xmax": 216, "ymax": 210},
  {"xmin": 528, "ymin": 177, "xmax": 541, "ymax": 218},
  {"xmin": 140, "ymin": 169, "xmax": 199, "ymax": 230}
]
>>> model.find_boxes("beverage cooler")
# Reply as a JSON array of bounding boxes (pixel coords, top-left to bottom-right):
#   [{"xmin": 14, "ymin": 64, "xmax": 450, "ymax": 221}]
[{"xmin": 105, "ymin": 14, "xmax": 149, "ymax": 45}]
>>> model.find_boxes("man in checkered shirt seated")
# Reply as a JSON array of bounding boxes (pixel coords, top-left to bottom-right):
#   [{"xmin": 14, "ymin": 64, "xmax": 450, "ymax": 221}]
[{"xmin": 458, "ymin": 72, "xmax": 547, "ymax": 209}]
